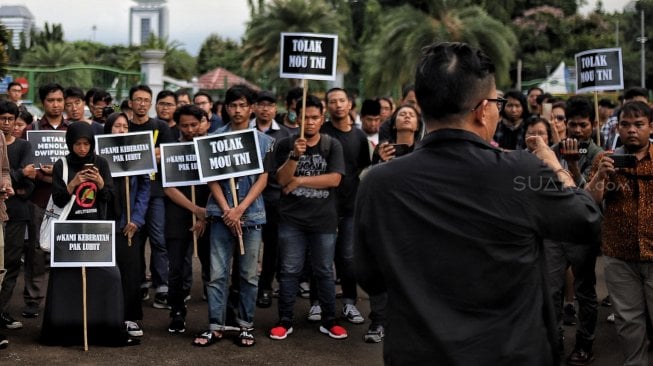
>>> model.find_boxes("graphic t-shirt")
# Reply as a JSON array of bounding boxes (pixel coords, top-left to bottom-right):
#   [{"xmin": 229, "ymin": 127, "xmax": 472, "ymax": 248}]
[
  {"xmin": 69, "ymin": 180, "xmax": 100, "ymax": 219},
  {"xmin": 275, "ymin": 134, "xmax": 345, "ymax": 232}
]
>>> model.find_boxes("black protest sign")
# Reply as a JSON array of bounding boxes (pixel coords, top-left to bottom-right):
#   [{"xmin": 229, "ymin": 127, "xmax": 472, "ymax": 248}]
[
  {"xmin": 51, "ymin": 220, "xmax": 115, "ymax": 267},
  {"xmin": 194, "ymin": 129, "xmax": 264, "ymax": 182},
  {"xmin": 280, "ymin": 32, "xmax": 338, "ymax": 81},
  {"xmin": 26, "ymin": 130, "xmax": 68, "ymax": 167},
  {"xmin": 95, "ymin": 131, "xmax": 157, "ymax": 177},
  {"xmin": 161, "ymin": 142, "xmax": 201, "ymax": 187},
  {"xmin": 575, "ymin": 48, "xmax": 623, "ymax": 93}
]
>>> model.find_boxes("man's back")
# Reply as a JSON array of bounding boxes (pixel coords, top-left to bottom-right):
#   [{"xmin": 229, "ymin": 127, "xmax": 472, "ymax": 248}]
[{"xmin": 355, "ymin": 129, "xmax": 601, "ymax": 365}]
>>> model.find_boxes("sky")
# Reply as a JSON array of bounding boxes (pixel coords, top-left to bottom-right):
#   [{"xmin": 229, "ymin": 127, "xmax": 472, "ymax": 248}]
[{"xmin": 7, "ymin": 0, "xmax": 628, "ymax": 56}]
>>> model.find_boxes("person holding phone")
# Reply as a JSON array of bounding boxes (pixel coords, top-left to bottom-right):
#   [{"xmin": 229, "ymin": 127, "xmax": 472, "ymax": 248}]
[
  {"xmin": 587, "ymin": 101, "xmax": 653, "ymax": 365},
  {"xmin": 41, "ymin": 122, "xmax": 135, "ymax": 347},
  {"xmin": 373, "ymin": 104, "xmax": 422, "ymax": 163}
]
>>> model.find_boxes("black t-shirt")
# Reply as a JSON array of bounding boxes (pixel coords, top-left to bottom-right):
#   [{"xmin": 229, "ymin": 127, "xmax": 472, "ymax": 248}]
[
  {"xmin": 6, "ymin": 138, "xmax": 34, "ymax": 221},
  {"xmin": 164, "ymin": 184, "xmax": 210, "ymax": 239},
  {"xmin": 128, "ymin": 118, "xmax": 174, "ymax": 197},
  {"xmin": 275, "ymin": 134, "xmax": 345, "ymax": 232},
  {"xmin": 321, "ymin": 121, "xmax": 371, "ymax": 215}
]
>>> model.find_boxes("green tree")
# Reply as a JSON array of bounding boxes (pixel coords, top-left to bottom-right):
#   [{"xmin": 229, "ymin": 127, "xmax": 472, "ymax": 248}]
[
  {"xmin": 361, "ymin": 2, "xmax": 517, "ymax": 96},
  {"xmin": 30, "ymin": 22, "xmax": 64, "ymax": 48},
  {"xmin": 196, "ymin": 35, "xmax": 243, "ymax": 75},
  {"xmin": 0, "ymin": 24, "xmax": 9, "ymax": 77},
  {"xmin": 139, "ymin": 34, "xmax": 196, "ymax": 80},
  {"xmin": 242, "ymin": 0, "xmax": 350, "ymax": 89},
  {"xmin": 21, "ymin": 42, "xmax": 92, "ymax": 88}
]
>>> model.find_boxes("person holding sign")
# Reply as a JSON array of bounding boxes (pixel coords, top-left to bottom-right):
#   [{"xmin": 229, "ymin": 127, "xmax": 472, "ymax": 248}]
[
  {"xmin": 41, "ymin": 122, "xmax": 132, "ymax": 347},
  {"xmin": 270, "ymin": 95, "xmax": 347, "ymax": 341},
  {"xmin": 193, "ymin": 86, "xmax": 273, "ymax": 348},
  {"xmin": 165, "ymin": 105, "xmax": 211, "ymax": 335},
  {"xmin": 0, "ymin": 102, "xmax": 15, "ymax": 348},
  {"xmin": 103, "ymin": 113, "xmax": 150, "ymax": 339}
]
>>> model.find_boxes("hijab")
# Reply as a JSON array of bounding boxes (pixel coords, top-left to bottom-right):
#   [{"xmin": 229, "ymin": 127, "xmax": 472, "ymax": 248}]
[{"xmin": 65, "ymin": 121, "xmax": 96, "ymax": 168}]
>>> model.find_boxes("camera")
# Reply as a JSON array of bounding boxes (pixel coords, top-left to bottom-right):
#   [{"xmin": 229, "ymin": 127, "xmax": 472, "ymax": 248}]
[{"xmin": 610, "ymin": 154, "xmax": 636, "ymax": 168}]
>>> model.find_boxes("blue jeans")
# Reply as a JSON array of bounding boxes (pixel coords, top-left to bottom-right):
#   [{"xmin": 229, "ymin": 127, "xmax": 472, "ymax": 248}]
[
  {"xmin": 142, "ymin": 197, "xmax": 168, "ymax": 293},
  {"xmin": 207, "ymin": 221, "xmax": 262, "ymax": 330},
  {"xmin": 278, "ymin": 222, "xmax": 336, "ymax": 327},
  {"xmin": 335, "ymin": 215, "xmax": 357, "ymax": 304}
]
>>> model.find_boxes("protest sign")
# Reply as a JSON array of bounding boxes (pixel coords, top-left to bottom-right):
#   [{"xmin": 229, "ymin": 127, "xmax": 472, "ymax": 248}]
[
  {"xmin": 575, "ymin": 48, "xmax": 624, "ymax": 93},
  {"xmin": 95, "ymin": 131, "xmax": 156, "ymax": 177},
  {"xmin": 279, "ymin": 32, "xmax": 338, "ymax": 81},
  {"xmin": 194, "ymin": 129, "xmax": 264, "ymax": 182},
  {"xmin": 51, "ymin": 220, "xmax": 115, "ymax": 267},
  {"xmin": 160, "ymin": 142, "xmax": 201, "ymax": 187},
  {"xmin": 26, "ymin": 130, "xmax": 68, "ymax": 167}
]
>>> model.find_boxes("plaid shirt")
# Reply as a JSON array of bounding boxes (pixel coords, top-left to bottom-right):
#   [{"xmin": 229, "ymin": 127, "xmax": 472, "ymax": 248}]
[
  {"xmin": 492, "ymin": 118, "xmax": 526, "ymax": 150},
  {"xmin": 601, "ymin": 115, "xmax": 618, "ymax": 150}
]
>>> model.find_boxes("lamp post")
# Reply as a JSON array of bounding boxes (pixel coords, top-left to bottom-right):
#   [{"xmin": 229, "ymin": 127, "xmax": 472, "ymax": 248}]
[{"xmin": 636, "ymin": 9, "xmax": 647, "ymax": 88}]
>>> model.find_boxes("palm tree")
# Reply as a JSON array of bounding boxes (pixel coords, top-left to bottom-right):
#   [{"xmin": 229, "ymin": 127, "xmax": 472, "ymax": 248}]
[
  {"xmin": 0, "ymin": 23, "xmax": 9, "ymax": 77},
  {"xmin": 242, "ymin": 0, "xmax": 350, "ymax": 87},
  {"xmin": 361, "ymin": 2, "xmax": 517, "ymax": 96},
  {"xmin": 21, "ymin": 42, "xmax": 92, "ymax": 88}
]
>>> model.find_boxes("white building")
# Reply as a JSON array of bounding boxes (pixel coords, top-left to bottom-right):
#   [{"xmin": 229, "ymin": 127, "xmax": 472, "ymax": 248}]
[
  {"xmin": 129, "ymin": 0, "xmax": 168, "ymax": 46},
  {"xmin": 0, "ymin": 5, "xmax": 34, "ymax": 48}
]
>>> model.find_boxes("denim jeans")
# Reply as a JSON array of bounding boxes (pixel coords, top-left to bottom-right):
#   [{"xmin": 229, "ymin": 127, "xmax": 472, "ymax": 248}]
[
  {"xmin": 207, "ymin": 221, "xmax": 262, "ymax": 330},
  {"xmin": 335, "ymin": 215, "xmax": 357, "ymax": 304},
  {"xmin": 141, "ymin": 196, "xmax": 168, "ymax": 293},
  {"xmin": 278, "ymin": 222, "xmax": 337, "ymax": 327}
]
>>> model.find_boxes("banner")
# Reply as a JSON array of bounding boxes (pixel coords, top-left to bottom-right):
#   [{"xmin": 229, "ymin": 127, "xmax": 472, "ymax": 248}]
[
  {"xmin": 95, "ymin": 131, "xmax": 157, "ymax": 177},
  {"xmin": 194, "ymin": 129, "xmax": 264, "ymax": 182},
  {"xmin": 279, "ymin": 32, "xmax": 338, "ymax": 81},
  {"xmin": 26, "ymin": 130, "xmax": 68, "ymax": 167},
  {"xmin": 575, "ymin": 48, "xmax": 624, "ymax": 93},
  {"xmin": 51, "ymin": 221, "xmax": 115, "ymax": 267},
  {"xmin": 160, "ymin": 142, "xmax": 201, "ymax": 187}
]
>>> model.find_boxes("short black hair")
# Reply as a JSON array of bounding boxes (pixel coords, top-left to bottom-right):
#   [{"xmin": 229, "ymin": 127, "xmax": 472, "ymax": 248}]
[
  {"xmin": 0, "ymin": 101, "xmax": 19, "ymax": 117},
  {"xmin": 224, "ymin": 84, "xmax": 254, "ymax": 105},
  {"xmin": 415, "ymin": 42, "xmax": 495, "ymax": 125},
  {"xmin": 566, "ymin": 96, "xmax": 595, "ymax": 122},
  {"xmin": 620, "ymin": 100, "xmax": 653, "ymax": 122},
  {"xmin": 64, "ymin": 86, "xmax": 85, "ymax": 100},
  {"xmin": 193, "ymin": 91, "xmax": 213, "ymax": 104},
  {"xmin": 38, "ymin": 83, "xmax": 64, "ymax": 102},
  {"xmin": 624, "ymin": 87, "xmax": 649, "ymax": 102},
  {"xmin": 527, "ymin": 86, "xmax": 543, "ymax": 96},
  {"xmin": 19, "ymin": 110, "xmax": 33, "ymax": 124},
  {"xmin": 157, "ymin": 90, "xmax": 177, "ymax": 103},
  {"xmin": 93, "ymin": 89, "xmax": 113, "ymax": 104},
  {"xmin": 175, "ymin": 88, "xmax": 192, "ymax": 100},
  {"xmin": 402, "ymin": 84, "xmax": 415, "ymax": 99},
  {"xmin": 296, "ymin": 94, "xmax": 323, "ymax": 116},
  {"xmin": 360, "ymin": 99, "xmax": 381, "ymax": 117},
  {"xmin": 285, "ymin": 87, "xmax": 303, "ymax": 107},
  {"xmin": 325, "ymin": 87, "xmax": 349, "ymax": 102},
  {"xmin": 174, "ymin": 104, "xmax": 205, "ymax": 123},
  {"xmin": 85, "ymin": 87, "xmax": 98, "ymax": 105},
  {"xmin": 129, "ymin": 85, "xmax": 152, "ymax": 100},
  {"xmin": 7, "ymin": 81, "xmax": 21, "ymax": 91},
  {"xmin": 522, "ymin": 116, "xmax": 553, "ymax": 146}
]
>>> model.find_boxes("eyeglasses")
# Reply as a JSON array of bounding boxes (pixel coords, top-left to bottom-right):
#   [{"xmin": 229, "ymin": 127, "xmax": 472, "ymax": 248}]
[
  {"xmin": 132, "ymin": 98, "xmax": 151, "ymax": 105},
  {"xmin": 0, "ymin": 117, "xmax": 16, "ymax": 123},
  {"xmin": 553, "ymin": 115, "xmax": 566, "ymax": 122},
  {"xmin": 472, "ymin": 98, "xmax": 507, "ymax": 112},
  {"xmin": 257, "ymin": 102, "xmax": 275, "ymax": 109},
  {"xmin": 157, "ymin": 102, "xmax": 176, "ymax": 109},
  {"xmin": 525, "ymin": 131, "xmax": 548, "ymax": 137}
]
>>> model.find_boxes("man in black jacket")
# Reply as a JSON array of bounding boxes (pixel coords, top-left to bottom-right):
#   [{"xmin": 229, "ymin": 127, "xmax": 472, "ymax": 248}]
[{"xmin": 354, "ymin": 42, "xmax": 602, "ymax": 366}]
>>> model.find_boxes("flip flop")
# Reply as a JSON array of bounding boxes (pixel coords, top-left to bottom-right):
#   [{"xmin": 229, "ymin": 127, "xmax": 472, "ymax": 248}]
[
  {"xmin": 237, "ymin": 328, "xmax": 256, "ymax": 347},
  {"xmin": 192, "ymin": 330, "xmax": 223, "ymax": 347}
]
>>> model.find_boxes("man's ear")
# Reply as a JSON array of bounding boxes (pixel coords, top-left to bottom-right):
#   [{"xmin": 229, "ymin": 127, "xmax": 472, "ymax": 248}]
[{"xmin": 473, "ymin": 100, "xmax": 489, "ymax": 126}]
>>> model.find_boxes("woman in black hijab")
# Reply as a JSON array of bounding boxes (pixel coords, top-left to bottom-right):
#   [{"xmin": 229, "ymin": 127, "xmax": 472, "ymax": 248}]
[{"xmin": 41, "ymin": 122, "xmax": 136, "ymax": 347}]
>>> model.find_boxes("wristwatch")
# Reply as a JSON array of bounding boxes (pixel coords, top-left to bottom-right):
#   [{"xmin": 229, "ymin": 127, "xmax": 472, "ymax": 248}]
[{"xmin": 288, "ymin": 151, "xmax": 300, "ymax": 161}]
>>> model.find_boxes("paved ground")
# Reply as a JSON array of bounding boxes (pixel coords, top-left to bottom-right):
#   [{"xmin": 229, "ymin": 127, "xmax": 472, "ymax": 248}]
[{"xmin": 0, "ymin": 255, "xmax": 648, "ymax": 365}]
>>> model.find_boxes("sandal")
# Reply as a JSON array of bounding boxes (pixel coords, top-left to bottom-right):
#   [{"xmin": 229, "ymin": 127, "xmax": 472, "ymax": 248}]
[
  {"xmin": 191, "ymin": 330, "xmax": 223, "ymax": 347},
  {"xmin": 237, "ymin": 328, "xmax": 256, "ymax": 347}
]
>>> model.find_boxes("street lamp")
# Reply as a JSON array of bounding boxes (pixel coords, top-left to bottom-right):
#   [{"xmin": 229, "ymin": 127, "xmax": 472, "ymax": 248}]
[{"xmin": 636, "ymin": 9, "xmax": 647, "ymax": 88}]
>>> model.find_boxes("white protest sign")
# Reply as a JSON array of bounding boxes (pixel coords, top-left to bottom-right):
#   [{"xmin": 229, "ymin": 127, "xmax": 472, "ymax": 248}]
[
  {"xmin": 575, "ymin": 48, "xmax": 624, "ymax": 93},
  {"xmin": 279, "ymin": 32, "xmax": 338, "ymax": 81}
]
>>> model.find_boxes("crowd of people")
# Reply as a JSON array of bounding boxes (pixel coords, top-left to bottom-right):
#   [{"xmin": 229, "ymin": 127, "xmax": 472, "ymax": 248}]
[{"xmin": 0, "ymin": 41, "xmax": 651, "ymax": 365}]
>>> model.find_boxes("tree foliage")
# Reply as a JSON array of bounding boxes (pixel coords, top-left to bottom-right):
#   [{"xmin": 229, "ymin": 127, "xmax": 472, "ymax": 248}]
[
  {"xmin": 196, "ymin": 35, "xmax": 243, "ymax": 75},
  {"xmin": 0, "ymin": 23, "xmax": 9, "ymax": 77}
]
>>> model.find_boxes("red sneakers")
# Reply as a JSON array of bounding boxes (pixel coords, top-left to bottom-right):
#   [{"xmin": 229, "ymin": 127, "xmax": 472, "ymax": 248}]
[
  {"xmin": 269, "ymin": 323, "xmax": 294, "ymax": 340},
  {"xmin": 319, "ymin": 324, "xmax": 348, "ymax": 339}
]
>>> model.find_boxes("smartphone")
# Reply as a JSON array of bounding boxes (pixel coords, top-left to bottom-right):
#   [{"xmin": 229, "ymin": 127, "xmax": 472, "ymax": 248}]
[
  {"xmin": 83, "ymin": 163, "xmax": 95, "ymax": 173},
  {"xmin": 610, "ymin": 154, "xmax": 637, "ymax": 168},
  {"xmin": 390, "ymin": 143, "xmax": 410, "ymax": 157},
  {"xmin": 542, "ymin": 103, "xmax": 552, "ymax": 119}
]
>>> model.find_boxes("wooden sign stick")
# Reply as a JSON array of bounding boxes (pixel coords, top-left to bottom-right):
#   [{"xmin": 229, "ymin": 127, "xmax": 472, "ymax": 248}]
[
  {"xmin": 191, "ymin": 185, "xmax": 198, "ymax": 258},
  {"xmin": 299, "ymin": 79, "xmax": 308, "ymax": 139},
  {"xmin": 125, "ymin": 177, "xmax": 132, "ymax": 246},
  {"xmin": 229, "ymin": 178, "xmax": 245, "ymax": 255},
  {"xmin": 82, "ymin": 266, "xmax": 88, "ymax": 352}
]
